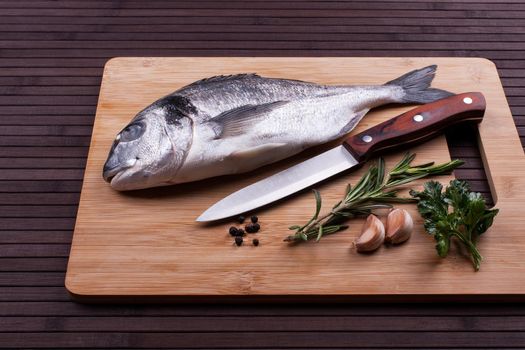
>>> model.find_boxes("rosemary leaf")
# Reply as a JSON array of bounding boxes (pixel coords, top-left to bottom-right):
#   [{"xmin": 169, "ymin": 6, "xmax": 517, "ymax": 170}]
[
  {"xmin": 313, "ymin": 189, "xmax": 322, "ymax": 220},
  {"xmin": 316, "ymin": 224, "xmax": 324, "ymax": 242},
  {"xmin": 285, "ymin": 152, "xmax": 463, "ymax": 243}
]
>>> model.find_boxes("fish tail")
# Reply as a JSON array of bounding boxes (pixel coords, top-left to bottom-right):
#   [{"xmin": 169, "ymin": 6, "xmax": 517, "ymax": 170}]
[{"xmin": 385, "ymin": 65, "xmax": 453, "ymax": 104}]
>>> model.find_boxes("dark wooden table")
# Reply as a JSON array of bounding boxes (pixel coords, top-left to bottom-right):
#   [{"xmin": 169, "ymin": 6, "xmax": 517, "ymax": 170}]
[{"xmin": 1, "ymin": 0, "xmax": 524, "ymax": 348}]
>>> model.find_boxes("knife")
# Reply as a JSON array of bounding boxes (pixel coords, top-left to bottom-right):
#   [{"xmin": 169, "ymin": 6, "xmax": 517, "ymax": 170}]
[{"xmin": 197, "ymin": 92, "xmax": 486, "ymax": 222}]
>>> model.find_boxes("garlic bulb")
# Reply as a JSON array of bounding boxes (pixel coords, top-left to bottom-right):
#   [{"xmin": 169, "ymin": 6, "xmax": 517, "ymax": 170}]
[
  {"xmin": 355, "ymin": 214, "xmax": 385, "ymax": 252},
  {"xmin": 385, "ymin": 208, "xmax": 413, "ymax": 244}
]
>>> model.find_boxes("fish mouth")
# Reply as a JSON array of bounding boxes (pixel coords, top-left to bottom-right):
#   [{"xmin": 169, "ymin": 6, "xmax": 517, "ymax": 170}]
[
  {"xmin": 103, "ymin": 165, "xmax": 121, "ymax": 183},
  {"xmin": 103, "ymin": 158, "xmax": 138, "ymax": 184},
  {"xmin": 108, "ymin": 168, "xmax": 127, "ymax": 186},
  {"xmin": 103, "ymin": 166, "xmax": 135, "ymax": 188}
]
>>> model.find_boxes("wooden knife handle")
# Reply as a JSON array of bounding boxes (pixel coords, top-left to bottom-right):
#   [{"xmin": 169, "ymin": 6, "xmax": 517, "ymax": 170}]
[{"xmin": 343, "ymin": 92, "xmax": 486, "ymax": 162}]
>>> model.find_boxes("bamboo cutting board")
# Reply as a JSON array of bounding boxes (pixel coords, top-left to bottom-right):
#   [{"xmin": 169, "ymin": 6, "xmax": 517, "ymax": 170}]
[{"xmin": 66, "ymin": 57, "xmax": 525, "ymax": 302}]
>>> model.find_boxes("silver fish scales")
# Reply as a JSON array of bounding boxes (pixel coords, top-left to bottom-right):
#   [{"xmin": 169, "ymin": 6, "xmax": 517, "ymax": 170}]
[{"xmin": 103, "ymin": 65, "xmax": 452, "ymax": 191}]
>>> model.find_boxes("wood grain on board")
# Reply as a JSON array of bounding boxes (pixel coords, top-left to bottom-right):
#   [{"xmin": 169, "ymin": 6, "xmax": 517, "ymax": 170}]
[{"xmin": 65, "ymin": 57, "xmax": 524, "ymax": 301}]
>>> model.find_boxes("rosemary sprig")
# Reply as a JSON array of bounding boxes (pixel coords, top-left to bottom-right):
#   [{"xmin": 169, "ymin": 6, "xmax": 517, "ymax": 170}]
[{"xmin": 284, "ymin": 152, "xmax": 464, "ymax": 242}]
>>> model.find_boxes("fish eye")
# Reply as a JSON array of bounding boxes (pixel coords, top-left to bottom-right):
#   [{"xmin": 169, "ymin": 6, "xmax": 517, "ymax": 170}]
[{"xmin": 119, "ymin": 122, "xmax": 145, "ymax": 142}]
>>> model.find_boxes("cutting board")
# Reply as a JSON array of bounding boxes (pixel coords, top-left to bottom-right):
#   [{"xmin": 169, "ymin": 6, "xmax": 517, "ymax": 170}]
[{"xmin": 66, "ymin": 57, "xmax": 525, "ymax": 302}]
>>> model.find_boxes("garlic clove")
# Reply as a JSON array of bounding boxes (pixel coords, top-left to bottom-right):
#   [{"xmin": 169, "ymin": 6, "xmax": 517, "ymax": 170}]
[
  {"xmin": 385, "ymin": 208, "xmax": 413, "ymax": 244},
  {"xmin": 355, "ymin": 214, "xmax": 385, "ymax": 252}
]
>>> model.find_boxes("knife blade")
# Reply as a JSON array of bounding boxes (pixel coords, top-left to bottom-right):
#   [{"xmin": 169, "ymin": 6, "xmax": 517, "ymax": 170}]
[{"xmin": 197, "ymin": 92, "xmax": 486, "ymax": 222}]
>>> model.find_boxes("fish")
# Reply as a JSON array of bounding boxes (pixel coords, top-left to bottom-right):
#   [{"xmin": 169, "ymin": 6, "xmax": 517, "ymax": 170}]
[{"xmin": 103, "ymin": 65, "xmax": 452, "ymax": 191}]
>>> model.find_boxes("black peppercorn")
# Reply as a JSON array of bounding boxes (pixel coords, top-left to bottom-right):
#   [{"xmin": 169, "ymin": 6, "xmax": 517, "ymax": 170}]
[
  {"xmin": 236, "ymin": 228, "xmax": 245, "ymax": 236},
  {"xmin": 251, "ymin": 215, "xmax": 258, "ymax": 223},
  {"xmin": 252, "ymin": 238, "xmax": 259, "ymax": 246},
  {"xmin": 235, "ymin": 236, "xmax": 243, "ymax": 246},
  {"xmin": 253, "ymin": 223, "xmax": 260, "ymax": 232},
  {"xmin": 238, "ymin": 215, "xmax": 245, "ymax": 224},
  {"xmin": 229, "ymin": 226, "xmax": 238, "ymax": 236},
  {"xmin": 245, "ymin": 223, "xmax": 255, "ymax": 233}
]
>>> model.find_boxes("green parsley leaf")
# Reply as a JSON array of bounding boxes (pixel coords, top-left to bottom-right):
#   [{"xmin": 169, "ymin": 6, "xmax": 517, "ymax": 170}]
[{"xmin": 411, "ymin": 179, "xmax": 499, "ymax": 271}]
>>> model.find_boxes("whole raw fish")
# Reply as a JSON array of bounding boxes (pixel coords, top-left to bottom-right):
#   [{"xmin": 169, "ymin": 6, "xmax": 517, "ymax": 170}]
[{"xmin": 103, "ymin": 65, "xmax": 452, "ymax": 191}]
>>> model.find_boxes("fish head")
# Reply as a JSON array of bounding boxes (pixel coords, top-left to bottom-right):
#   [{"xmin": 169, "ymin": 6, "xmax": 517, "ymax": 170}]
[{"xmin": 102, "ymin": 97, "xmax": 194, "ymax": 191}]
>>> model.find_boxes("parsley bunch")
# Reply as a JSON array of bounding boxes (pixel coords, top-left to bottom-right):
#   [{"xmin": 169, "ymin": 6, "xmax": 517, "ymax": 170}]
[{"xmin": 410, "ymin": 180, "xmax": 499, "ymax": 271}]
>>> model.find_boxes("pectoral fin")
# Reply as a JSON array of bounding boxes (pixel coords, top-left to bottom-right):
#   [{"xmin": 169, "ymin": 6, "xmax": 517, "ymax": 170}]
[
  {"xmin": 211, "ymin": 101, "xmax": 288, "ymax": 138},
  {"xmin": 339, "ymin": 109, "xmax": 369, "ymax": 135}
]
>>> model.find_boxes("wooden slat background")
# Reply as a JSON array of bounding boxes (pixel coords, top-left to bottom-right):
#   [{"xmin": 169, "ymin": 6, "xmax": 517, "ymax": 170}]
[{"xmin": 0, "ymin": 0, "xmax": 523, "ymax": 348}]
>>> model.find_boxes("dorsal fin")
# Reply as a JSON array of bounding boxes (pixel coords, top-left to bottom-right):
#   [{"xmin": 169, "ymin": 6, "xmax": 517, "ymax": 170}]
[
  {"xmin": 185, "ymin": 73, "xmax": 261, "ymax": 88},
  {"xmin": 210, "ymin": 100, "xmax": 288, "ymax": 138}
]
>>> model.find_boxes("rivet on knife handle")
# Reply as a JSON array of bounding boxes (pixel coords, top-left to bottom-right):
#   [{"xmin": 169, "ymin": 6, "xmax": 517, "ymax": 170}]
[{"xmin": 343, "ymin": 92, "xmax": 486, "ymax": 163}]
